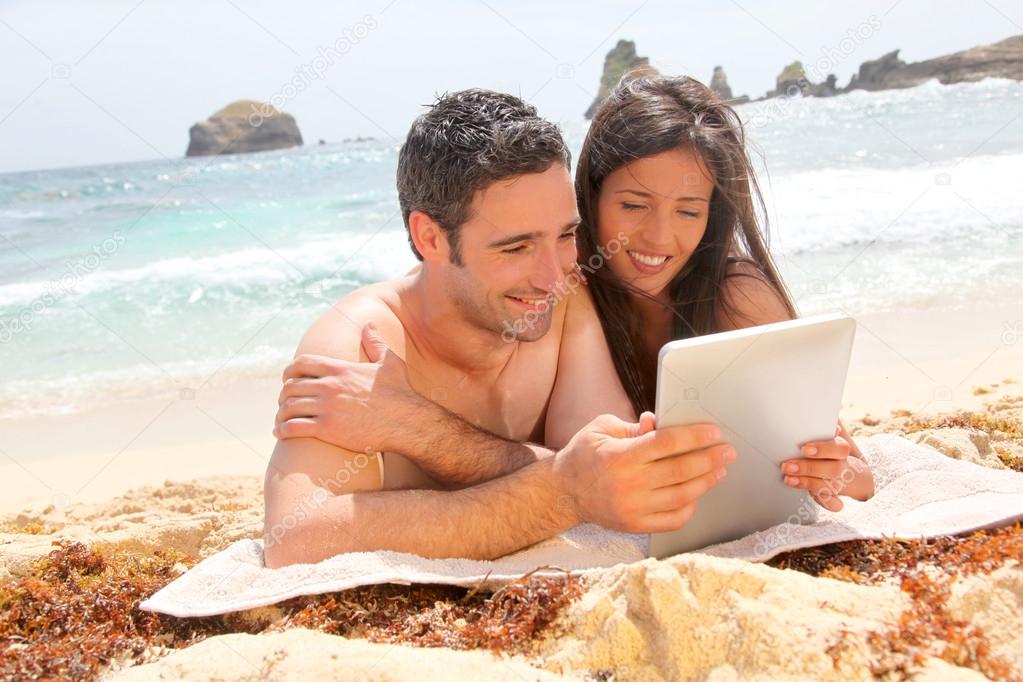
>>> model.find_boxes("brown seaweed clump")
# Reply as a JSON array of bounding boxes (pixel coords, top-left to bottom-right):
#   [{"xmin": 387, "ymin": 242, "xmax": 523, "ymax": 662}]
[
  {"xmin": 4, "ymin": 526, "xmax": 1023, "ymax": 680},
  {"xmin": 269, "ymin": 565, "xmax": 583, "ymax": 651},
  {"xmin": 0, "ymin": 542, "xmax": 582, "ymax": 681},
  {"xmin": 771, "ymin": 524, "xmax": 1023, "ymax": 680}
]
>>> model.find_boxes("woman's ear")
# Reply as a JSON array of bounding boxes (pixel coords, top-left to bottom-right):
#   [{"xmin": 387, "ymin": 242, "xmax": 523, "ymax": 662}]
[{"xmin": 408, "ymin": 210, "xmax": 450, "ymax": 262}]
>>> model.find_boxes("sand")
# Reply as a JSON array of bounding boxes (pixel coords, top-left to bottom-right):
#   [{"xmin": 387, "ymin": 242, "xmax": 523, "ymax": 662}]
[{"xmin": 2, "ymin": 301, "xmax": 1023, "ymax": 679}]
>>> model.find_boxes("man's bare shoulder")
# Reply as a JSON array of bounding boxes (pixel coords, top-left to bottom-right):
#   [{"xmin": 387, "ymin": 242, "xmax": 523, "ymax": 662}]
[{"xmin": 297, "ymin": 278, "xmax": 410, "ymax": 360}]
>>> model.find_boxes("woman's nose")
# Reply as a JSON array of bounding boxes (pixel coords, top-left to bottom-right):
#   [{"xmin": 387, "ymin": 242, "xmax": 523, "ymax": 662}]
[{"xmin": 641, "ymin": 210, "xmax": 674, "ymax": 246}]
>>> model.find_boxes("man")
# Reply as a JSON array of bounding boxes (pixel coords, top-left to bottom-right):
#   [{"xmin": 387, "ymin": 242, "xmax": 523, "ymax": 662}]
[{"xmin": 262, "ymin": 90, "xmax": 735, "ymax": 567}]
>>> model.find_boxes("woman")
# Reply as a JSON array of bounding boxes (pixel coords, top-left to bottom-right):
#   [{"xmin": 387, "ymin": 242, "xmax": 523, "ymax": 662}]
[{"xmin": 576, "ymin": 74, "xmax": 874, "ymax": 510}]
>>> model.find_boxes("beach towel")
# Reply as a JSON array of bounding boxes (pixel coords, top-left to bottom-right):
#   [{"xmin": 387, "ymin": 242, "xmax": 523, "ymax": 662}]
[{"xmin": 141, "ymin": 434, "xmax": 1023, "ymax": 617}]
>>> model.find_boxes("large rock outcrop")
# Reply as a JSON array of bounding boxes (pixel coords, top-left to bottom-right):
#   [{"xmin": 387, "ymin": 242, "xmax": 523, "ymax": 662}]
[
  {"xmin": 709, "ymin": 65, "xmax": 733, "ymax": 99},
  {"xmin": 757, "ymin": 34, "xmax": 1023, "ymax": 100},
  {"xmin": 186, "ymin": 100, "xmax": 303, "ymax": 157},
  {"xmin": 847, "ymin": 34, "xmax": 1023, "ymax": 91},
  {"xmin": 846, "ymin": 49, "xmax": 907, "ymax": 91},
  {"xmin": 584, "ymin": 40, "xmax": 659, "ymax": 119},
  {"xmin": 766, "ymin": 60, "xmax": 810, "ymax": 98},
  {"xmin": 709, "ymin": 66, "xmax": 750, "ymax": 105}
]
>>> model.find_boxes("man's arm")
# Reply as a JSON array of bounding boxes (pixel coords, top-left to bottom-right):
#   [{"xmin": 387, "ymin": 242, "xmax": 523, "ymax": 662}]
[
  {"xmin": 266, "ymin": 409, "xmax": 733, "ymax": 567},
  {"xmin": 277, "ymin": 323, "xmax": 551, "ymax": 487},
  {"xmin": 264, "ymin": 443, "xmax": 573, "ymax": 566},
  {"xmin": 379, "ymin": 393, "xmax": 554, "ymax": 487},
  {"xmin": 265, "ymin": 289, "xmax": 568, "ymax": 565},
  {"xmin": 275, "ymin": 287, "xmax": 635, "ymax": 485}
]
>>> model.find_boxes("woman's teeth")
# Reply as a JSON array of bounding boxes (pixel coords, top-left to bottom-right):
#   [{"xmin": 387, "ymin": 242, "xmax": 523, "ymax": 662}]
[{"xmin": 628, "ymin": 251, "xmax": 669, "ymax": 266}]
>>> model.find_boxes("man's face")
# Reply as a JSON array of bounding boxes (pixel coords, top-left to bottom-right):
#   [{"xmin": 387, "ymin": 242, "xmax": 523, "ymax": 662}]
[{"xmin": 441, "ymin": 163, "xmax": 580, "ymax": 342}]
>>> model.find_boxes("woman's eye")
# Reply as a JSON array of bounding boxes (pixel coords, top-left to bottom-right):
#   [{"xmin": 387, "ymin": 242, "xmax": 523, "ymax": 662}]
[
  {"xmin": 622, "ymin": 203, "xmax": 645, "ymax": 211},
  {"xmin": 678, "ymin": 210, "xmax": 701, "ymax": 218}
]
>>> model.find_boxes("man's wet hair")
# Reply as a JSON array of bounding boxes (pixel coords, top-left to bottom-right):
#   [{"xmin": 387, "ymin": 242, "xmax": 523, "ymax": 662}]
[{"xmin": 396, "ymin": 89, "xmax": 571, "ymax": 265}]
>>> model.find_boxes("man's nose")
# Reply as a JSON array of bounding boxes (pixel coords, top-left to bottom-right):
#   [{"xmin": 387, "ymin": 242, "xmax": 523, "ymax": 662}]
[{"xmin": 532, "ymin": 244, "xmax": 566, "ymax": 293}]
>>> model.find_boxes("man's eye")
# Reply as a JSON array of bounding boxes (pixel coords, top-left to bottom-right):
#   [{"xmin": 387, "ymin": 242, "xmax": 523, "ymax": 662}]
[
  {"xmin": 622, "ymin": 203, "xmax": 646, "ymax": 211},
  {"xmin": 502, "ymin": 245, "xmax": 527, "ymax": 254},
  {"xmin": 560, "ymin": 230, "xmax": 577, "ymax": 240}
]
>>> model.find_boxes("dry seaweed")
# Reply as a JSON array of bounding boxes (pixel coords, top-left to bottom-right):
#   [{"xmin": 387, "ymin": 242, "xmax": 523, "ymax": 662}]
[
  {"xmin": 259, "ymin": 565, "xmax": 582, "ymax": 652},
  {"xmin": 771, "ymin": 524, "xmax": 1023, "ymax": 680},
  {"xmin": 995, "ymin": 445, "xmax": 1023, "ymax": 473},
  {"xmin": 903, "ymin": 411, "xmax": 1023, "ymax": 440},
  {"xmin": 0, "ymin": 541, "xmax": 582, "ymax": 680},
  {"xmin": 0, "ymin": 520, "xmax": 56, "ymax": 535},
  {"xmin": 4, "ymin": 404, "xmax": 1022, "ymax": 682}
]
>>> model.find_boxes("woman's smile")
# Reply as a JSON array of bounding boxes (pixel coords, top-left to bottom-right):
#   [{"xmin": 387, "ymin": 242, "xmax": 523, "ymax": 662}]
[{"xmin": 626, "ymin": 249, "xmax": 673, "ymax": 274}]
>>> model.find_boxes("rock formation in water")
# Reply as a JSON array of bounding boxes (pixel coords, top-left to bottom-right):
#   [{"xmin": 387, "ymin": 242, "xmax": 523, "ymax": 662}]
[
  {"xmin": 584, "ymin": 40, "xmax": 659, "ymax": 119},
  {"xmin": 759, "ymin": 34, "xmax": 1023, "ymax": 100},
  {"xmin": 186, "ymin": 100, "xmax": 303, "ymax": 157},
  {"xmin": 846, "ymin": 49, "xmax": 906, "ymax": 92},
  {"xmin": 708, "ymin": 66, "xmax": 750, "ymax": 104},
  {"xmin": 709, "ymin": 65, "xmax": 733, "ymax": 99},
  {"xmin": 846, "ymin": 34, "xmax": 1023, "ymax": 91},
  {"xmin": 585, "ymin": 34, "xmax": 1023, "ymax": 110},
  {"xmin": 757, "ymin": 61, "xmax": 840, "ymax": 100},
  {"xmin": 766, "ymin": 61, "xmax": 810, "ymax": 98}
]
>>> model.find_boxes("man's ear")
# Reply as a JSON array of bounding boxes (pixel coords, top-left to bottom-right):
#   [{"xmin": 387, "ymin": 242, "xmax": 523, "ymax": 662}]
[{"xmin": 408, "ymin": 210, "xmax": 451, "ymax": 262}]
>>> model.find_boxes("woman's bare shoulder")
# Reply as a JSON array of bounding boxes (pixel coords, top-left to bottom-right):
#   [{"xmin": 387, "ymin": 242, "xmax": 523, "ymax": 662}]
[{"xmin": 715, "ymin": 260, "xmax": 793, "ymax": 330}]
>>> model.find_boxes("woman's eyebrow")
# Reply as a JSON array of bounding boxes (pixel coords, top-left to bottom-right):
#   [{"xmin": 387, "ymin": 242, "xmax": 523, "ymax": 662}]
[{"xmin": 614, "ymin": 189, "xmax": 708, "ymax": 202}]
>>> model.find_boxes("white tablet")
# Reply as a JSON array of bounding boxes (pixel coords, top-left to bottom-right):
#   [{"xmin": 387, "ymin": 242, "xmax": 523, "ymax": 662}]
[{"xmin": 650, "ymin": 313, "xmax": 856, "ymax": 558}]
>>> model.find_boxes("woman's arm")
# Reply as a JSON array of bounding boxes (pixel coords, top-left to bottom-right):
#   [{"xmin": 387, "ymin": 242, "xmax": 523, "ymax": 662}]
[{"xmin": 545, "ymin": 286, "xmax": 636, "ymax": 449}]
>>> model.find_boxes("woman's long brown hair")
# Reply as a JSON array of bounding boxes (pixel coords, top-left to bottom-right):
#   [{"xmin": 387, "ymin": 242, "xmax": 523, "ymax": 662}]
[{"xmin": 576, "ymin": 75, "xmax": 797, "ymax": 415}]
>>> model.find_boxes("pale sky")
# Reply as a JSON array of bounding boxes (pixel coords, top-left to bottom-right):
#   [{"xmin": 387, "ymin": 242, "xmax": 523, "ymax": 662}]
[{"xmin": 1, "ymin": 0, "xmax": 1019, "ymax": 173}]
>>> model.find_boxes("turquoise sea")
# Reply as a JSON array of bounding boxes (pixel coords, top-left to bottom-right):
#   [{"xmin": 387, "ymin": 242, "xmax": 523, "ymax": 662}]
[{"xmin": 1, "ymin": 78, "xmax": 1021, "ymax": 418}]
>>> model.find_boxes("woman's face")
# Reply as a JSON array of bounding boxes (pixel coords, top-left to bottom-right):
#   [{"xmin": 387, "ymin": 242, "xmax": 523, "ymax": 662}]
[{"xmin": 596, "ymin": 147, "xmax": 714, "ymax": 301}]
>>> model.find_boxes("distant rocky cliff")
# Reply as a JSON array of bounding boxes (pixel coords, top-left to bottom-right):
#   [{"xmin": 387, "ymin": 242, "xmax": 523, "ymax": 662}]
[
  {"xmin": 846, "ymin": 35, "xmax": 1023, "ymax": 92},
  {"xmin": 583, "ymin": 34, "xmax": 1023, "ymax": 116},
  {"xmin": 186, "ymin": 100, "xmax": 303, "ymax": 157},
  {"xmin": 766, "ymin": 34, "xmax": 1023, "ymax": 100}
]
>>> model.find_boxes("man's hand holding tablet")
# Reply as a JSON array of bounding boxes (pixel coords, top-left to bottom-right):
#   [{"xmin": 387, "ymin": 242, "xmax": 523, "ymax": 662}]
[{"xmin": 552, "ymin": 412, "xmax": 738, "ymax": 534}]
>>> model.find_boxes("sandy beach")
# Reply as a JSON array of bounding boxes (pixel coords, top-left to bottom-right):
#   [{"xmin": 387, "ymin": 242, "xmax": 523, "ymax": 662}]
[{"xmin": 2, "ymin": 297, "xmax": 1022, "ymax": 680}]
